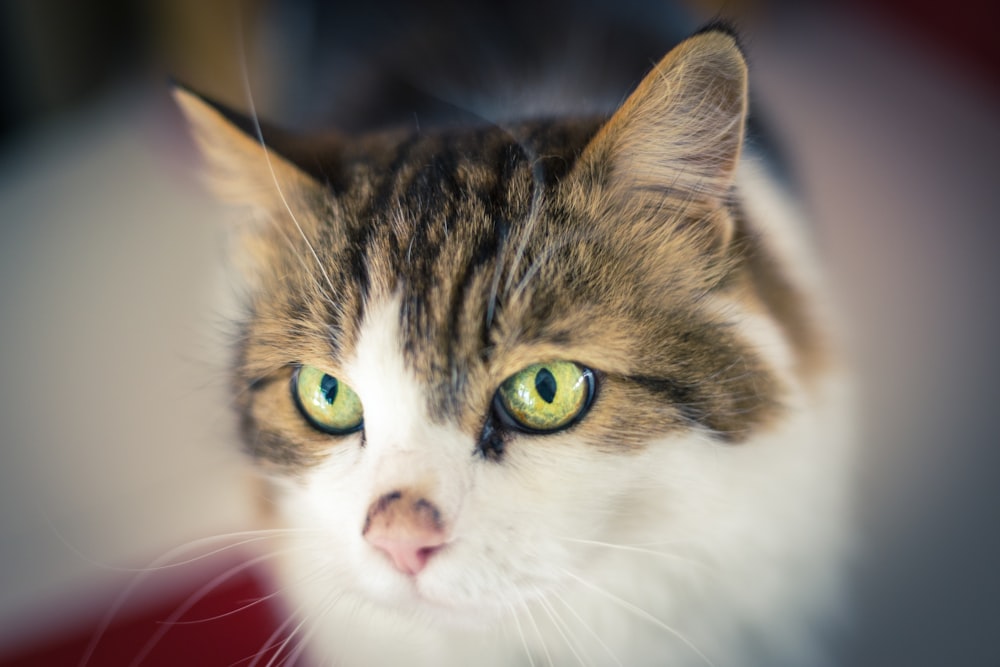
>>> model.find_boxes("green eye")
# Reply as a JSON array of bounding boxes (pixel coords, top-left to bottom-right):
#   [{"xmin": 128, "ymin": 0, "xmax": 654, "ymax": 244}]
[
  {"xmin": 292, "ymin": 365, "xmax": 364, "ymax": 435},
  {"xmin": 495, "ymin": 361, "xmax": 595, "ymax": 433}
]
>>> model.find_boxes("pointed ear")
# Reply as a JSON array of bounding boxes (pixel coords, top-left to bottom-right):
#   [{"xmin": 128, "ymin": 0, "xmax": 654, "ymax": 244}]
[
  {"xmin": 172, "ymin": 85, "xmax": 322, "ymax": 212},
  {"xmin": 576, "ymin": 28, "xmax": 748, "ymax": 204}
]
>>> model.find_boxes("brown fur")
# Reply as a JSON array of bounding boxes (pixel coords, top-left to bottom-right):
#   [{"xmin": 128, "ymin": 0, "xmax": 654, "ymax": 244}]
[
  {"xmin": 177, "ymin": 30, "xmax": 811, "ymax": 474},
  {"xmin": 363, "ymin": 490, "xmax": 445, "ymax": 537}
]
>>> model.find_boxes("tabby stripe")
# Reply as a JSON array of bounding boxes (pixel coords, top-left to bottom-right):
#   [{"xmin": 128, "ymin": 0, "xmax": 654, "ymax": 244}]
[
  {"xmin": 628, "ymin": 375, "xmax": 710, "ymax": 432},
  {"xmin": 350, "ymin": 132, "xmax": 424, "ymax": 302}
]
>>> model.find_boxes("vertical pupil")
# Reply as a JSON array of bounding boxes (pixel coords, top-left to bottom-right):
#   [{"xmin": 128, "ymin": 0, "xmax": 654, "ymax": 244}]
[
  {"xmin": 320, "ymin": 375, "xmax": 339, "ymax": 405},
  {"xmin": 535, "ymin": 368, "xmax": 557, "ymax": 404}
]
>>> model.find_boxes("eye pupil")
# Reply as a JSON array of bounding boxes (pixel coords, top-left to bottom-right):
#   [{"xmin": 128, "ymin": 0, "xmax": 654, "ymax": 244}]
[
  {"xmin": 321, "ymin": 375, "xmax": 339, "ymax": 404},
  {"xmin": 293, "ymin": 365, "xmax": 364, "ymax": 435},
  {"xmin": 494, "ymin": 360, "xmax": 594, "ymax": 434},
  {"xmin": 534, "ymin": 367, "xmax": 557, "ymax": 404}
]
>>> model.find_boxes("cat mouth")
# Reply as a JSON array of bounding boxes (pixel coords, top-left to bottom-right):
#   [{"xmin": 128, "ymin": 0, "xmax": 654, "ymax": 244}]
[{"xmin": 375, "ymin": 556, "xmax": 501, "ymax": 616}]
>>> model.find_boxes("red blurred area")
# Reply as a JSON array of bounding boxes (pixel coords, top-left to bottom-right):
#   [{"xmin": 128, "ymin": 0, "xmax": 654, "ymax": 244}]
[
  {"xmin": 0, "ymin": 557, "xmax": 291, "ymax": 667},
  {"xmin": 848, "ymin": 0, "xmax": 999, "ymax": 101}
]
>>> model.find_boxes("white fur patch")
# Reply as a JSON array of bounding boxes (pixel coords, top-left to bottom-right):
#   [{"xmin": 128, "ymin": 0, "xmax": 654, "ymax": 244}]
[{"xmin": 262, "ymin": 279, "xmax": 853, "ymax": 667}]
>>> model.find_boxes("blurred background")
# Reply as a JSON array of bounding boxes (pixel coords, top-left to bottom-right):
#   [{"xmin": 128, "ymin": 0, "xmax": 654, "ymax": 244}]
[{"xmin": 0, "ymin": 0, "xmax": 997, "ymax": 665}]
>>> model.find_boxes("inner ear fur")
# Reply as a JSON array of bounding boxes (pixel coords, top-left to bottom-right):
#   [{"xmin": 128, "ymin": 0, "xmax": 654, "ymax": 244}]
[
  {"xmin": 173, "ymin": 85, "xmax": 324, "ymax": 214},
  {"xmin": 570, "ymin": 28, "xmax": 749, "ymax": 249}
]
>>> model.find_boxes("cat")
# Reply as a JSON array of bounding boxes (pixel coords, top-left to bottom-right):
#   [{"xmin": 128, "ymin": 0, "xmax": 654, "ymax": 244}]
[{"xmin": 175, "ymin": 23, "xmax": 853, "ymax": 667}]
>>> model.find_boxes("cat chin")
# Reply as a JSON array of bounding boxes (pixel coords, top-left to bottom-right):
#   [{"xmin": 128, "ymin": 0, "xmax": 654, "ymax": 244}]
[
  {"xmin": 354, "ymin": 559, "xmax": 538, "ymax": 626},
  {"xmin": 396, "ymin": 596, "xmax": 511, "ymax": 630},
  {"xmin": 318, "ymin": 566, "xmax": 519, "ymax": 632}
]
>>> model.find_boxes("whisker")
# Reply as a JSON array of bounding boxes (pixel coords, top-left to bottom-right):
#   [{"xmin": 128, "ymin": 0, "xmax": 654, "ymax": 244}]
[
  {"xmin": 45, "ymin": 507, "xmax": 225, "ymax": 574},
  {"xmin": 228, "ymin": 570, "xmax": 336, "ymax": 667},
  {"xmin": 126, "ymin": 548, "xmax": 303, "ymax": 667},
  {"xmin": 534, "ymin": 589, "xmax": 587, "ymax": 667},
  {"xmin": 258, "ymin": 614, "xmax": 310, "ymax": 667},
  {"xmin": 549, "ymin": 589, "xmax": 624, "ymax": 667},
  {"xmin": 502, "ymin": 156, "xmax": 547, "ymax": 297},
  {"xmin": 561, "ymin": 568, "xmax": 716, "ymax": 667},
  {"xmin": 76, "ymin": 529, "xmax": 316, "ymax": 667},
  {"xmin": 273, "ymin": 585, "xmax": 351, "ymax": 667},
  {"xmin": 234, "ymin": 11, "xmax": 341, "ymax": 313},
  {"xmin": 507, "ymin": 226, "xmax": 607, "ymax": 303},
  {"xmin": 162, "ymin": 557, "xmax": 330, "ymax": 628},
  {"xmin": 276, "ymin": 616, "xmax": 322, "ymax": 667},
  {"xmin": 164, "ymin": 588, "xmax": 284, "ymax": 626},
  {"xmin": 273, "ymin": 570, "xmax": 351, "ymax": 667},
  {"xmin": 507, "ymin": 236, "xmax": 576, "ymax": 305},
  {"xmin": 556, "ymin": 536, "xmax": 715, "ymax": 573},
  {"xmin": 506, "ymin": 601, "xmax": 537, "ymax": 667},
  {"xmin": 232, "ymin": 609, "xmax": 300, "ymax": 667},
  {"xmin": 521, "ymin": 600, "xmax": 554, "ymax": 667}
]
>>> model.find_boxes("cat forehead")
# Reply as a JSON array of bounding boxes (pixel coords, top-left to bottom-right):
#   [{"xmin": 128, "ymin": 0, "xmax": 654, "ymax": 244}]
[
  {"xmin": 321, "ymin": 119, "xmax": 603, "ymax": 199},
  {"xmin": 262, "ymin": 137, "xmax": 715, "ymax": 373},
  {"xmin": 242, "ymin": 123, "xmax": 614, "ymax": 347},
  {"xmin": 243, "ymin": 119, "xmax": 754, "ymax": 429},
  {"xmin": 307, "ymin": 124, "xmax": 618, "ymax": 349}
]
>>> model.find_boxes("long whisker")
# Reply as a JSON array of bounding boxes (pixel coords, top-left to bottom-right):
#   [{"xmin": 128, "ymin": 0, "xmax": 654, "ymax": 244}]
[
  {"xmin": 275, "ymin": 614, "xmax": 324, "ymax": 667},
  {"xmin": 507, "ymin": 225, "xmax": 607, "ymax": 304},
  {"xmin": 506, "ymin": 601, "xmax": 537, "ymax": 667},
  {"xmin": 258, "ymin": 614, "xmax": 310, "ymax": 667},
  {"xmin": 162, "ymin": 557, "xmax": 331, "ymax": 628},
  {"xmin": 234, "ymin": 12, "xmax": 340, "ymax": 312},
  {"xmin": 165, "ymin": 587, "xmax": 284, "ymax": 626},
  {"xmin": 549, "ymin": 589, "xmax": 624, "ymax": 667},
  {"xmin": 556, "ymin": 536, "xmax": 715, "ymax": 573},
  {"xmin": 521, "ymin": 600, "xmax": 554, "ymax": 667},
  {"xmin": 267, "ymin": 577, "xmax": 350, "ymax": 667},
  {"xmin": 76, "ymin": 529, "xmax": 315, "ymax": 667},
  {"xmin": 561, "ymin": 568, "xmax": 716, "ymax": 667},
  {"xmin": 534, "ymin": 589, "xmax": 587, "ymax": 667},
  {"xmin": 293, "ymin": 585, "xmax": 350, "ymax": 665},
  {"xmin": 230, "ymin": 569, "xmax": 339, "ymax": 667},
  {"xmin": 126, "ymin": 548, "xmax": 302, "ymax": 667},
  {"xmin": 501, "ymin": 154, "xmax": 547, "ymax": 294},
  {"xmin": 236, "ymin": 608, "xmax": 301, "ymax": 667},
  {"xmin": 79, "ymin": 526, "xmax": 314, "ymax": 574}
]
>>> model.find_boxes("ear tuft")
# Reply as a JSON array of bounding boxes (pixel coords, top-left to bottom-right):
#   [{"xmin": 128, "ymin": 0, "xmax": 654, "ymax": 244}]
[{"xmin": 691, "ymin": 19, "xmax": 744, "ymax": 50}]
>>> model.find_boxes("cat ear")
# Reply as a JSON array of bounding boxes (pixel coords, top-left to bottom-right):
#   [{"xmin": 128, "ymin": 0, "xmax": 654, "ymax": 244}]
[
  {"xmin": 573, "ymin": 27, "xmax": 748, "ymax": 234},
  {"xmin": 172, "ymin": 85, "xmax": 322, "ymax": 213}
]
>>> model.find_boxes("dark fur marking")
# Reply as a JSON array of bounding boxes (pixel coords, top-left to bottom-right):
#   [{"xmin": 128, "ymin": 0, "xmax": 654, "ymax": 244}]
[
  {"xmin": 629, "ymin": 375, "xmax": 708, "ymax": 430},
  {"xmin": 413, "ymin": 498, "xmax": 444, "ymax": 531},
  {"xmin": 344, "ymin": 223, "xmax": 375, "ymax": 308},
  {"xmin": 232, "ymin": 108, "xmax": 789, "ymax": 470},
  {"xmin": 477, "ymin": 414, "xmax": 508, "ymax": 461},
  {"xmin": 691, "ymin": 20, "xmax": 745, "ymax": 56}
]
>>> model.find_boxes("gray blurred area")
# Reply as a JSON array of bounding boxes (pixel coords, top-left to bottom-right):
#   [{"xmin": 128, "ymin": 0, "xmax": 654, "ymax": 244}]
[{"xmin": 1, "ymin": 1, "xmax": 998, "ymax": 664}]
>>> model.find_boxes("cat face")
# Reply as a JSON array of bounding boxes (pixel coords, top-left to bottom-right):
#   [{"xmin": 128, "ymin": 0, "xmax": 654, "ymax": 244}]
[
  {"xmin": 177, "ymin": 30, "xmax": 822, "ymax": 626},
  {"xmin": 269, "ymin": 294, "xmax": 674, "ymax": 617}
]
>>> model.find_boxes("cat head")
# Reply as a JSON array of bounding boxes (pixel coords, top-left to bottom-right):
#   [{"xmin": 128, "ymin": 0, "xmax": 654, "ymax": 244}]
[{"xmin": 176, "ymin": 28, "xmax": 794, "ymax": 619}]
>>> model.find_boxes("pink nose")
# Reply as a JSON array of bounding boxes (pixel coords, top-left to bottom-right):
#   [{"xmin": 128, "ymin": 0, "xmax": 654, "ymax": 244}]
[{"xmin": 362, "ymin": 490, "xmax": 448, "ymax": 576}]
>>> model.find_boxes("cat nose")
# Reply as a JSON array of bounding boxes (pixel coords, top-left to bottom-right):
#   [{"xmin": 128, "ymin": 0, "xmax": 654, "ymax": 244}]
[{"xmin": 362, "ymin": 489, "xmax": 448, "ymax": 576}]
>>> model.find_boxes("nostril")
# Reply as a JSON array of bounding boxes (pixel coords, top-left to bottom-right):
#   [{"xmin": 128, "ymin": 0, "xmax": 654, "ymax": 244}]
[
  {"xmin": 417, "ymin": 545, "xmax": 439, "ymax": 559},
  {"xmin": 410, "ymin": 542, "xmax": 445, "ymax": 573},
  {"xmin": 417, "ymin": 544, "xmax": 442, "ymax": 564}
]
